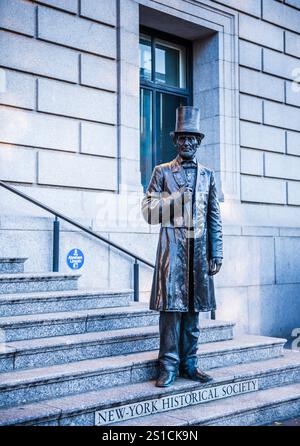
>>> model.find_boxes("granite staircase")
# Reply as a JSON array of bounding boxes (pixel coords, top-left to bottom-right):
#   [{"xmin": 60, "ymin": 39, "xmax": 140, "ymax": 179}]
[{"xmin": 0, "ymin": 257, "xmax": 299, "ymax": 426}]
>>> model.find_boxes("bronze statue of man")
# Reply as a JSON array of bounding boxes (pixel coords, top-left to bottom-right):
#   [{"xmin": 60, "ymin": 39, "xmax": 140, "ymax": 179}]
[{"xmin": 141, "ymin": 106, "xmax": 223, "ymax": 387}]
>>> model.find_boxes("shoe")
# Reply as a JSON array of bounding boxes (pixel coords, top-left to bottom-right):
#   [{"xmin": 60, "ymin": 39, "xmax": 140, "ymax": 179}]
[
  {"xmin": 156, "ymin": 369, "xmax": 177, "ymax": 387},
  {"xmin": 180, "ymin": 368, "xmax": 213, "ymax": 383}
]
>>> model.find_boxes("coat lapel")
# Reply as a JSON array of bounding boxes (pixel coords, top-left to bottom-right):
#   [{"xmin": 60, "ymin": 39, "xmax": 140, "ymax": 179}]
[
  {"xmin": 170, "ymin": 157, "xmax": 206, "ymax": 231},
  {"xmin": 170, "ymin": 157, "xmax": 187, "ymax": 189},
  {"xmin": 170, "ymin": 156, "xmax": 206, "ymax": 191},
  {"xmin": 195, "ymin": 161, "xmax": 206, "ymax": 194}
]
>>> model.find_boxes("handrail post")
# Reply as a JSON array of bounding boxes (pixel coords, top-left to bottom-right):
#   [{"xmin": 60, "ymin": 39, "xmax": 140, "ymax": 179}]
[
  {"xmin": 52, "ymin": 216, "xmax": 60, "ymax": 272},
  {"xmin": 211, "ymin": 310, "xmax": 216, "ymax": 320},
  {"xmin": 134, "ymin": 259, "xmax": 139, "ymax": 302}
]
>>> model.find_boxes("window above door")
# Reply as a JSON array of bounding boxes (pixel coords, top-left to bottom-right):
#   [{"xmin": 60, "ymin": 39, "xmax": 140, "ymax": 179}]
[
  {"xmin": 140, "ymin": 33, "xmax": 187, "ymax": 89},
  {"xmin": 139, "ymin": 27, "xmax": 192, "ymax": 191}
]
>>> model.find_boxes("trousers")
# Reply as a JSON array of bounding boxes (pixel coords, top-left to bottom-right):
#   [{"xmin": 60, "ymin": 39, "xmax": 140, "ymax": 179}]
[
  {"xmin": 158, "ymin": 311, "xmax": 200, "ymax": 372},
  {"xmin": 158, "ymin": 236, "xmax": 200, "ymax": 372}
]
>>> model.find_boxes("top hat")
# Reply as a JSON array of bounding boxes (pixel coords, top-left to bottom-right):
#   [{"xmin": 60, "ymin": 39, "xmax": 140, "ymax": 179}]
[{"xmin": 170, "ymin": 106, "xmax": 205, "ymax": 140}]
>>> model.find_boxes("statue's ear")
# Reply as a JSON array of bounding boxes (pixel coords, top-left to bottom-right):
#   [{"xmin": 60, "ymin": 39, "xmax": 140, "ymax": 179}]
[{"xmin": 196, "ymin": 135, "xmax": 204, "ymax": 145}]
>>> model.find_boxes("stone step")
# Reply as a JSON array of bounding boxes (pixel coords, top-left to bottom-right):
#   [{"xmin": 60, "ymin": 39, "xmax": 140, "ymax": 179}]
[
  {"xmin": 0, "ymin": 335, "xmax": 286, "ymax": 409},
  {"xmin": 0, "ymin": 350, "xmax": 299, "ymax": 426},
  {"xmin": 0, "ymin": 258, "xmax": 27, "ymax": 274},
  {"xmin": 0, "ymin": 304, "xmax": 159, "ymax": 342},
  {"xmin": 0, "ymin": 288, "xmax": 133, "ymax": 317},
  {"xmin": 0, "ymin": 272, "xmax": 80, "ymax": 295},
  {"xmin": 0, "ymin": 320, "xmax": 235, "ymax": 371}
]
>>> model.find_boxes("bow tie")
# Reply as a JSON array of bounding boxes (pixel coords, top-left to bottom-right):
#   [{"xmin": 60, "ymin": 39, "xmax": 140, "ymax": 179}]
[{"xmin": 181, "ymin": 160, "xmax": 197, "ymax": 168}]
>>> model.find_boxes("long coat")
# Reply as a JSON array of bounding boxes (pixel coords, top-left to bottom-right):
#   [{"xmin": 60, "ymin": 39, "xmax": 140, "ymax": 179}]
[{"xmin": 141, "ymin": 155, "xmax": 223, "ymax": 312}]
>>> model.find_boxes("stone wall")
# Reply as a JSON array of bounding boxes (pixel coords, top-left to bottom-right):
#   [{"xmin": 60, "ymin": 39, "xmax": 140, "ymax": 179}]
[
  {"xmin": 237, "ymin": 0, "xmax": 300, "ymax": 207},
  {"xmin": 0, "ymin": 0, "xmax": 119, "ymax": 196}
]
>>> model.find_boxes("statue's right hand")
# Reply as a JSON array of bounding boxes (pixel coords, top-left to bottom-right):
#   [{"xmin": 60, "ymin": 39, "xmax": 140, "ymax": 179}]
[{"xmin": 173, "ymin": 187, "xmax": 192, "ymax": 204}]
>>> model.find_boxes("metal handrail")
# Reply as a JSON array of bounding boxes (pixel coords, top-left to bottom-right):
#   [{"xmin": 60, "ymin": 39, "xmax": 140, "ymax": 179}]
[{"xmin": 0, "ymin": 180, "xmax": 155, "ymax": 302}]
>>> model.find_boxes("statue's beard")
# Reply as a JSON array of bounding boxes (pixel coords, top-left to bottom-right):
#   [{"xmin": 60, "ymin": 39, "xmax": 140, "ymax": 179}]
[{"xmin": 177, "ymin": 144, "xmax": 198, "ymax": 160}]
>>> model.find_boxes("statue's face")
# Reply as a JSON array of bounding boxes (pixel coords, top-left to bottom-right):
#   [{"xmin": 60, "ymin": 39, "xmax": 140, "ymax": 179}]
[{"xmin": 174, "ymin": 134, "xmax": 201, "ymax": 160}]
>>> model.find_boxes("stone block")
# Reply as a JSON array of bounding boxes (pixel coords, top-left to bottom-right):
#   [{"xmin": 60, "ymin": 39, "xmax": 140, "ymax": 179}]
[
  {"xmin": 285, "ymin": 0, "xmax": 300, "ymax": 8},
  {"xmin": 0, "ymin": 228, "xmax": 53, "ymax": 272},
  {"xmin": 80, "ymin": 122, "xmax": 117, "ymax": 157},
  {"xmin": 0, "ymin": 144, "xmax": 36, "ymax": 183},
  {"xmin": 241, "ymin": 226, "xmax": 280, "ymax": 236},
  {"xmin": 240, "ymin": 121, "xmax": 285, "ymax": 153},
  {"xmin": 264, "ymin": 101, "xmax": 300, "ymax": 132},
  {"xmin": 0, "ymin": 106, "xmax": 79, "ymax": 151},
  {"xmin": 265, "ymin": 152, "xmax": 300, "ymax": 181},
  {"xmin": 263, "ymin": 49, "xmax": 299, "ymax": 81},
  {"xmin": 240, "ymin": 67, "xmax": 284, "ymax": 102},
  {"xmin": 240, "ymin": 94, "xmax": 262, "ymax": 123},
  {"xmin": 239, "ymin": 40, "xmax": 262, "ymax": 70},
  {"xmin": 38, "ymin": 151, "xmax": 117, "ymax": 191},
  {"xmin": 213, "ymin": 286, "xmax": 249, "ymax": 335},
  {"xmin": 0, "ymin": 0, "xmax": 35, "ymax": 36},
  {"xmin": 241, "ymin": 148, "xmax": 264, "ymax": 176},
  {"xmin": 109, "ymin": 232, "xmax": 159, "ymax": 265},
  {"xmin": 34, "ymin": 0, "xmax": 78, "ymax": 13},
  {"xmin": 119, "ymin": 126, "xmax": 140, "ymax": 161},
  {"xmin": 275, "ymin": 237, "xmax": 300, "ymax": 284},
  {"xmin": 216, "ymin": 235, "xmax": 275, "ymax": 287},
  {"xmin": 193, "ymin": 33, "xmax": 219, "ymax": 66},
  {"xmin": 120, "ymin": 94, "xmax": 139, "ymax": 129},
  {"xmin": 241, "ymin": 175, "xmax": 286, "ymax": 204},
  {"xmin": 195, "ymin": 60, "xmax": 220, "ymax": 91},
  {"xmin": 80, "ymin": 54, "xmax": 117, "ymax": 92},
  {"xmin": 287, "ymin": 181, "xmax": 300, "ymax": 205},
  {"xmin": 285, "ymin": 31, "xmax": 300, "ymax": 58},
  {"xmin": 120, "ymin": 62, "xmax": 139, "ymax": 97},
  {"xmin": 38, "ymin": 78, "xmax": 117, "ymax": 124},
  {"xmin": 119, "ymin": 29, "xmax": 139, "ymax": 66},
  {"xmin": 279, "ymin": 227, "xmax": 300, "ymax": 237},
  {"xmin": 80, "ymin": 0, "xmax": 116, "ymax": 26},
  {"xmin": 37, "ymin": 6, "xmax": 116, "ymax": 58},
  {"xmin": 119, "ymin": 158, "xmax": 143, "ymax": 192},
  {"xmin": 199, "ymin": 89, "xmax": 220, "ymax": 119},
  {"xmin": 0, "ymin": 31, "xmax": 78, "ymax": 82},
  {"xmin": 247, "ymin": 284, "xmax": 300, "ymax": 338},
  {"xmin": 119, "ymin": 0, "xmax": 139, "ymax": 34},
  {"xmin": 200, "ymin": 116, "xmax": 221, "ymax": 145},
  {"xmin": 212, "ymin": 0, "xmax": 261, "ymax": 16},
  {"xmin": 262, "ymin": 0, "xmax": 300, "ymax": 33},
  {"xmin": 92, "ymin": 191, "xmax": 147, "ymax": 233},
  {"xmin": 0, "ymin": 69, "xmax": 35, "ymax": 110},
  {"xmin": 239, "ymin": 13, "xmax": 284, "ymax": 51},
  {"xmin": 223, "ymin": 225, "xmax": 242, "ymax": 235},
  {"xmin": 287, "ymin": 131, "xmax": 300, "ymax": 157},
  {"xmin": 286, "ymin": 81, "xmax": 300, "ymax": 107}
]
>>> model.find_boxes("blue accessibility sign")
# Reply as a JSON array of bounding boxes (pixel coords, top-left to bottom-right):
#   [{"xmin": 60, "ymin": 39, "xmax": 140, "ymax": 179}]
[{"xmin": 67, "ymin": 248, "xmax": 84, "ymax": 270}]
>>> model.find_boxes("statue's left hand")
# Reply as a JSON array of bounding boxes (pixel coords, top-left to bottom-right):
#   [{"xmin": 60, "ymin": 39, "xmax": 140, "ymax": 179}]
[{"xmin": 209, "ymin": 257, "xmax": 222, "ymax": 276}]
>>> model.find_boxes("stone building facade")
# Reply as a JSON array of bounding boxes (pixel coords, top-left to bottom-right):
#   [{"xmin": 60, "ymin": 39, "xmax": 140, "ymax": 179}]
[{"xmin": 0, "ymin": 0, "xmax": 300, "ymax": 340}]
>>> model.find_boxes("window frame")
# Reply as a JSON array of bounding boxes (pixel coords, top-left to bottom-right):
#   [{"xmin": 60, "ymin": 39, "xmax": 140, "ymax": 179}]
[{"xmin": 139, "ymin": 26, "xmax": 193, "ymax": 174}]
